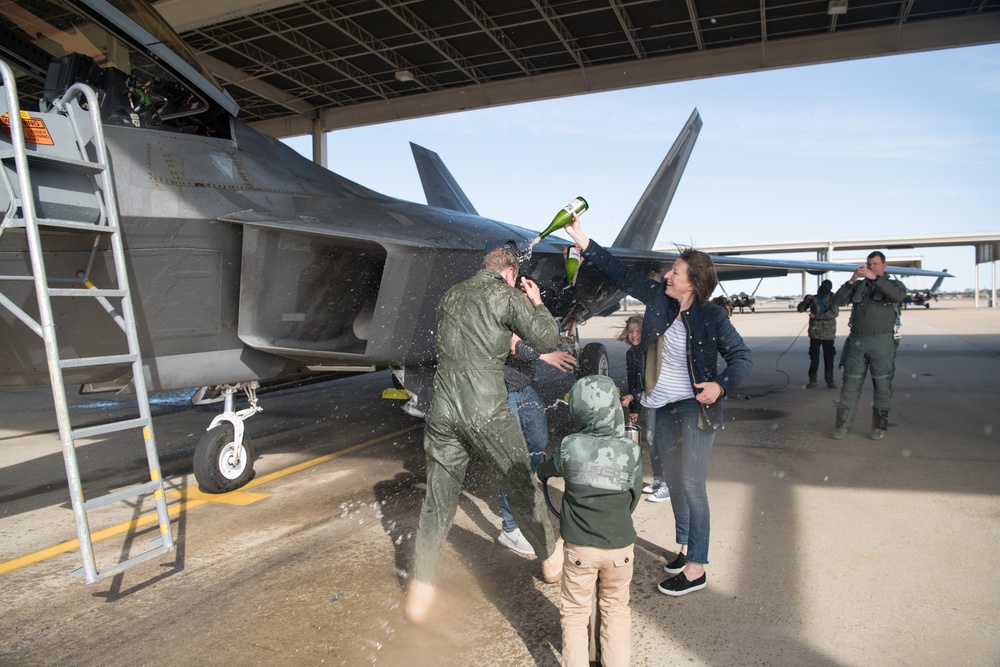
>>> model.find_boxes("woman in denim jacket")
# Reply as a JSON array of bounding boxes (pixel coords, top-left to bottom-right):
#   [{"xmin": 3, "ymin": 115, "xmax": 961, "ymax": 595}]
[{"xmin": 564, "ymin": 213, "xmax": 751, "ymax": 597}]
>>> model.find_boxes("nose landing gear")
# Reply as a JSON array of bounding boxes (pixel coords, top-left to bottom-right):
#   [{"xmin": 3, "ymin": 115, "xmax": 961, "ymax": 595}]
[{"xmin": 192, "ymin": 382, "xmax": 261, "ymax": 493}]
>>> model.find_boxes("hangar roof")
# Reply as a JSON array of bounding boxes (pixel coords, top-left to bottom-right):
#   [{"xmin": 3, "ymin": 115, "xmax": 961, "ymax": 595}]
[{"xmin": 152, "ymin": 0, "xmax": 1000, "ymax": 138}]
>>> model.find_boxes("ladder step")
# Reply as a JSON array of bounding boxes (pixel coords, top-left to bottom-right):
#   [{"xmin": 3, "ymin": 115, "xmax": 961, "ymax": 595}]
[
  {"xmin": 72, "ymin": 417, "xmax": 148, "ymax": 440},
  {"xmin": 3, "ymin": 218, "xmax": 115, "ymax": 232},
  {"xmin": 71, "ymin": 542, "xmax": 174, "ymax": 582},
  {"xmin": 48, "ymin": 287, "xmax": 127, "ymax": 298},
  {"xmin": 19, "ymin": 152, "xmax": 107, "ymax": 174},
  {"xmin": 83, "ymin": 480, "xmax": 163, "ymax": 511},
  {"xmin": 60, "ymin": 354, "xmax": 137, "ymax": 369}
]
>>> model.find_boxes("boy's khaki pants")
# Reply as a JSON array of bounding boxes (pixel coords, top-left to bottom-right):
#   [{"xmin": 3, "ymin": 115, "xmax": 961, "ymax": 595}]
[{"xmin": 560, "ymin": 542, "xmax": 634, "ymax": 667}]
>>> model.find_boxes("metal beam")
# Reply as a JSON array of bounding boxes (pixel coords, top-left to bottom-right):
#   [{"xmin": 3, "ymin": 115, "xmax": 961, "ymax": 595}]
[
  {"xmin": 531, "ymin": 0, "xmax": 590, "ymax": 68},
  {"xmin": 608, "ymin": 0, "xmax": 645, "ymax": 59},
  {"xmin": 303, "ymin": 3, "xmax": 437, "ymax": 91},
  {"xmin": 374, "ymin": 0, "xmax": 484, "ymax": 84},
  {"xmin": 454, "ymin": 0, "xmax": 536, "ymax": 75},
  {"xmin": 194, "ymin": 25, "xmax": 352, "ymax": 108},
  {"xmin": 249, "ymin": 13, "xmax": 393, "ymax": 101},
  {"xmin": 153, "ymin": 0, "xmax": 302, "ymax": 32},
  {"xmin": 197, "ymin": 52, "xmax": 316, "ymax": 118},
  {"xmin": 684, "ymin": 0, "xmax": 706, "ymax": 50},
  {"xmin": 249, "ymin": 13, "xmax": 1000, "ymax": 137}
]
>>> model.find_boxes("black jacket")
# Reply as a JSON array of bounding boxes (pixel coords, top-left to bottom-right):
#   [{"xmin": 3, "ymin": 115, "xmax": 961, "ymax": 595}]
[
  {"xmin": 582, "ymin": 241, "xmax": 752, "ymax": 429},
  {"xmin": 624, "ymin": 345, "xmax": 642, "ymax": 416}
]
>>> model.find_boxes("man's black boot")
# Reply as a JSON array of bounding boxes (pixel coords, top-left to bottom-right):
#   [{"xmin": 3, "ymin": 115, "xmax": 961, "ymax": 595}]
[
  {"xmin": 870, "ymin": 408, "xmax": 889, "ymax": 440},
  {"xmin": 832, "ymin": 404, "xmax": 851, "ymax": 440}
]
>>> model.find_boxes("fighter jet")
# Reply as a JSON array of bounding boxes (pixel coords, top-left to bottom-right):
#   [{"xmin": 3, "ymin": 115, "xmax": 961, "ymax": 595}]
[
  {"xmin": 1, "ymin": 0, "xmax": 952, "ymax": 502},
  {"xmin": 903, "ymin": 272, "xmax": 947, "ymax": 308},
  {"xmin": 730, "ymin": 292, "xmax": 756, "ymax": 314}
]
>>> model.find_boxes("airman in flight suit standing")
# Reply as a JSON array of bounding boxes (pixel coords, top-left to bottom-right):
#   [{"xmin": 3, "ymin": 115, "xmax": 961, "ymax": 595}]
[{"xmin": 832, "ymin": 251, "xmax": 906, "ymax": 440}]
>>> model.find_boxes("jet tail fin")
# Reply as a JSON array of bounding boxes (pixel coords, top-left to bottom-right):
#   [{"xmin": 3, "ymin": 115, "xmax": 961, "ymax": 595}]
[
  {"xmin": 410, "ymin": 142, "xmax": 479, "ymax": 215},
  {"xmin": 931, "ymin": 272, "xmax": 947, "ymax": 292},
  {"xmin": 612, "ymin": 109, "xmax": 702, "ymax": 251}
]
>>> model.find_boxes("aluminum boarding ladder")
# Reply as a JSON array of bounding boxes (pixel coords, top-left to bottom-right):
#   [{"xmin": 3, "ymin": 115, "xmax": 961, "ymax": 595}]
[{"xmin": 0, "ymin": 60, "xmax": 174, "ymax": 583}]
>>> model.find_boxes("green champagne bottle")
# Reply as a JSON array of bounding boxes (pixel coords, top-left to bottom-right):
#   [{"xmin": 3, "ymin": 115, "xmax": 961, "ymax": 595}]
[
  {"xmin": 528, "ymin": 197, "xmax": 588, "ymax": 250},
  {"xmin": 565, "ymin": 246, "xmax": 581, "ymax": 285}
]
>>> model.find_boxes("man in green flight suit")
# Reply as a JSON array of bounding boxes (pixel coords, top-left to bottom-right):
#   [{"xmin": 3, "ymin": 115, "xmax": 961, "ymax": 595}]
[
  {"xmin": 831, "ymin": 251, "xmax": 906, "ymax": 440},
  {"xmin": 406, "ymin": 241, "xmax": 565, "ymax": 623}
]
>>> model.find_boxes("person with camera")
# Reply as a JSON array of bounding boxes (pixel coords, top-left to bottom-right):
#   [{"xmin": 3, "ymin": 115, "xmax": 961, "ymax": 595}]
[
  {"xmin": 797, "ymin": 279, "xmax": 839, "ymax": 389},
  {"xmin": 831, "ymin": 252, "xmax": 906, "ymax": 440}
]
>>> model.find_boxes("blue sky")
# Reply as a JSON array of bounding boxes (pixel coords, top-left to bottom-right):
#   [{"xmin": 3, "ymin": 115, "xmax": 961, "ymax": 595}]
[{"xmin": 283, "ymin": 44, "xmax": 1000, "ymax": 297}]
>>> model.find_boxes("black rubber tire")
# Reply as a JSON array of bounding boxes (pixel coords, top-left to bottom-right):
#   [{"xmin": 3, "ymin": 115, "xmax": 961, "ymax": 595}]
[
  {"xmin": 578, "ymin": 342, "xmax": 610, "ymax": 377},
  {"xmin": 193, "ymin": 424, "xmax": 256, "ymax": 493}
]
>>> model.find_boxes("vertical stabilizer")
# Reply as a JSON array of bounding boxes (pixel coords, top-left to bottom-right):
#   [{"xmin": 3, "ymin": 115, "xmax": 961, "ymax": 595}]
[
  {"xmin": 410, "ymin": 143, "xmax": 479, "ymax": 215},
  {"xmin": 612, "ymin": 109, "xmax": 702, "ymax": 250}
]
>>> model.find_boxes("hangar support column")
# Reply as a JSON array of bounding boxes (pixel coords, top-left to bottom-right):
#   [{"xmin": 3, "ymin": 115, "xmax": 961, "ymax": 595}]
[
  {"xmin": 975, "ymin": 242, "xmax": 998, "ymax": 309},
  {"xmin": 312, "ymin": 119, "xmax": 327, "ymax": 169}
]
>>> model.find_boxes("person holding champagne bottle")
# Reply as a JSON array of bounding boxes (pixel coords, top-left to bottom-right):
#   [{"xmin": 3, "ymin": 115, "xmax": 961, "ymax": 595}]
[
  {"xmin": 562, "ymin": 213, "xmax": 752, "ymax": 597},
  {"xmin": 406, "ymin": 240, "xmax": 565, "ymax": 623}
]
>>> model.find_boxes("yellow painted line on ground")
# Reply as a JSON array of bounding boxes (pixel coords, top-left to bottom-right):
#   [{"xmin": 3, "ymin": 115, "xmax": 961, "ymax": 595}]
[
  {"xmin": 242, "ymin": 422, "xmax": 424, "ymax": 490},
  {"xmin": 0, "ymin": 423, "xmax": 424, "ymax": 576},
  {"xmin": 0, "ymin": 497, "xmax": 205, "ymax": 576},
  {"xmin": 165, "ymin": 487, "xmax": 271, "ymax": 505}
]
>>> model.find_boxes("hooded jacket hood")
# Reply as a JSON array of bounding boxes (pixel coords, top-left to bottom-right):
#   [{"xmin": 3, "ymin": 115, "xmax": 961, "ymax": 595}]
[
  {"xmin": 535, "ymin": 374, "xmax": 643, "ymax": 547},
  {"xmin": 570, "ymin": 375, "xmax": 626, "ymax": 438}
]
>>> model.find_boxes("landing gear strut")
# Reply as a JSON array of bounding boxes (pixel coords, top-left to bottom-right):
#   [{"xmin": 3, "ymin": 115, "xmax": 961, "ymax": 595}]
[{"xmin": 193, "ymin": 382, "xmax": 262, "ymax": 493}]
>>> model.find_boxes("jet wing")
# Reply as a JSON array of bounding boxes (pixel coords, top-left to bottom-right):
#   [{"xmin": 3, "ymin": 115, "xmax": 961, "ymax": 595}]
[
  {"xmin": 694, "ymin": 253, "xmax": 953, "ymax": 279},
  {"xmin": 573, "ymin": 247, "xmax": 954, "ymax": 317},
  {"xmin": 604, "ymin": 247, "xmax": 952, "ymax": 280}
]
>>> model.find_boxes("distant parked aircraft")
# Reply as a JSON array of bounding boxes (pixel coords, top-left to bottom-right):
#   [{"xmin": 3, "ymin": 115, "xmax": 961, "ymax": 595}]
[{"xmin": 903, "ymin": 273, "xmax": 948, "ymax": 309}]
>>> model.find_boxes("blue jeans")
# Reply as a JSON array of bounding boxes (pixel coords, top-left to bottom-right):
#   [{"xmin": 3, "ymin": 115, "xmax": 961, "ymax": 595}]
[
  {"xmin": 654, "ymin": 399, "xmax": 716, "ymax": 564},
  {"xmin": 642, "ymin": 406, "xmax": 663, "ymax": 483},
  {"xmin": 500, "ymin": 385, "xmax": 548, "ymax": 533}
]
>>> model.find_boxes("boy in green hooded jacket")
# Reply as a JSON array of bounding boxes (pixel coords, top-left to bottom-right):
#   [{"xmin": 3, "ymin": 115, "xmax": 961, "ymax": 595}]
[{"xmin": 536, "ymin": 374, "xmax": 643, "ymax": 667}]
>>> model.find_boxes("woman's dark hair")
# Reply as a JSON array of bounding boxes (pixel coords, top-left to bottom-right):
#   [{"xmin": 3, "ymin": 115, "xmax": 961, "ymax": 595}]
[{"xmin": 677, "ymin": 248, "xmax": 718, "ymax": 303}]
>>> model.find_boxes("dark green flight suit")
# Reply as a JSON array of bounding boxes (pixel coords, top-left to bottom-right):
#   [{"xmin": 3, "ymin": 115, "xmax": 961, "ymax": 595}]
[
  {"xmin": 412, "ymin": 269, "xmax": 561, "ymax": 582},
  {"xmin": 832, "ymin": 274, "xmax": 906, "ymax": 433}
]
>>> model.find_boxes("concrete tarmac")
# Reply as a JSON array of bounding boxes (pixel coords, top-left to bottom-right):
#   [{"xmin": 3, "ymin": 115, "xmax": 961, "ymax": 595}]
[{"xmin": 1, "ymin": 302, "xmax": 998, "ymax": 666}]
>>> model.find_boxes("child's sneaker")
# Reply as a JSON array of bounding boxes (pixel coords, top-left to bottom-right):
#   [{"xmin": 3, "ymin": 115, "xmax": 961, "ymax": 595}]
[
  {"xmin": 646, "ymin": 485, "xmax": 671, "ymax": 503},
  {"xmin": 642, "ymin": 480, "xmax": 664, "ymax": 494}
]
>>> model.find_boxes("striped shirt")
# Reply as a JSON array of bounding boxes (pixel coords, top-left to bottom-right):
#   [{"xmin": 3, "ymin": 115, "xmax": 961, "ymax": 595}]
[{"xmin": 641, "ymin": 319, "xmax": 695, "ymax": 409}]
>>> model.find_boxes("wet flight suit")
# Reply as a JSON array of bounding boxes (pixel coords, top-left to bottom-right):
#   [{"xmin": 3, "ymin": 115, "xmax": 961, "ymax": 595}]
[
  {"xmin": 412, "ymin": 268, "xmax": 562, "ymax": 582},
  {"xmin": 832, "ymin": 273, "xmax": 906, "ymax": 436}
]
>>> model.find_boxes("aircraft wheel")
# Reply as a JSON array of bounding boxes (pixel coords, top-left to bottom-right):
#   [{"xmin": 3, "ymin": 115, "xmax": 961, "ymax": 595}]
[
  {"xmin": 193, "ymin": 424, "xmax": 256, "ymax": 493},
  {"xmin": 578, "ymin": 342, "xmax": 609, "ymax": 377}
]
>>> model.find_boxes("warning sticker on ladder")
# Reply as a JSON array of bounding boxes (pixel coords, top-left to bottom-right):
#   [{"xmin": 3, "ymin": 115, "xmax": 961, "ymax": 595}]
[{"xmin": 0, "ymin": 111, "xmax": 55, "ymax": 146}]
